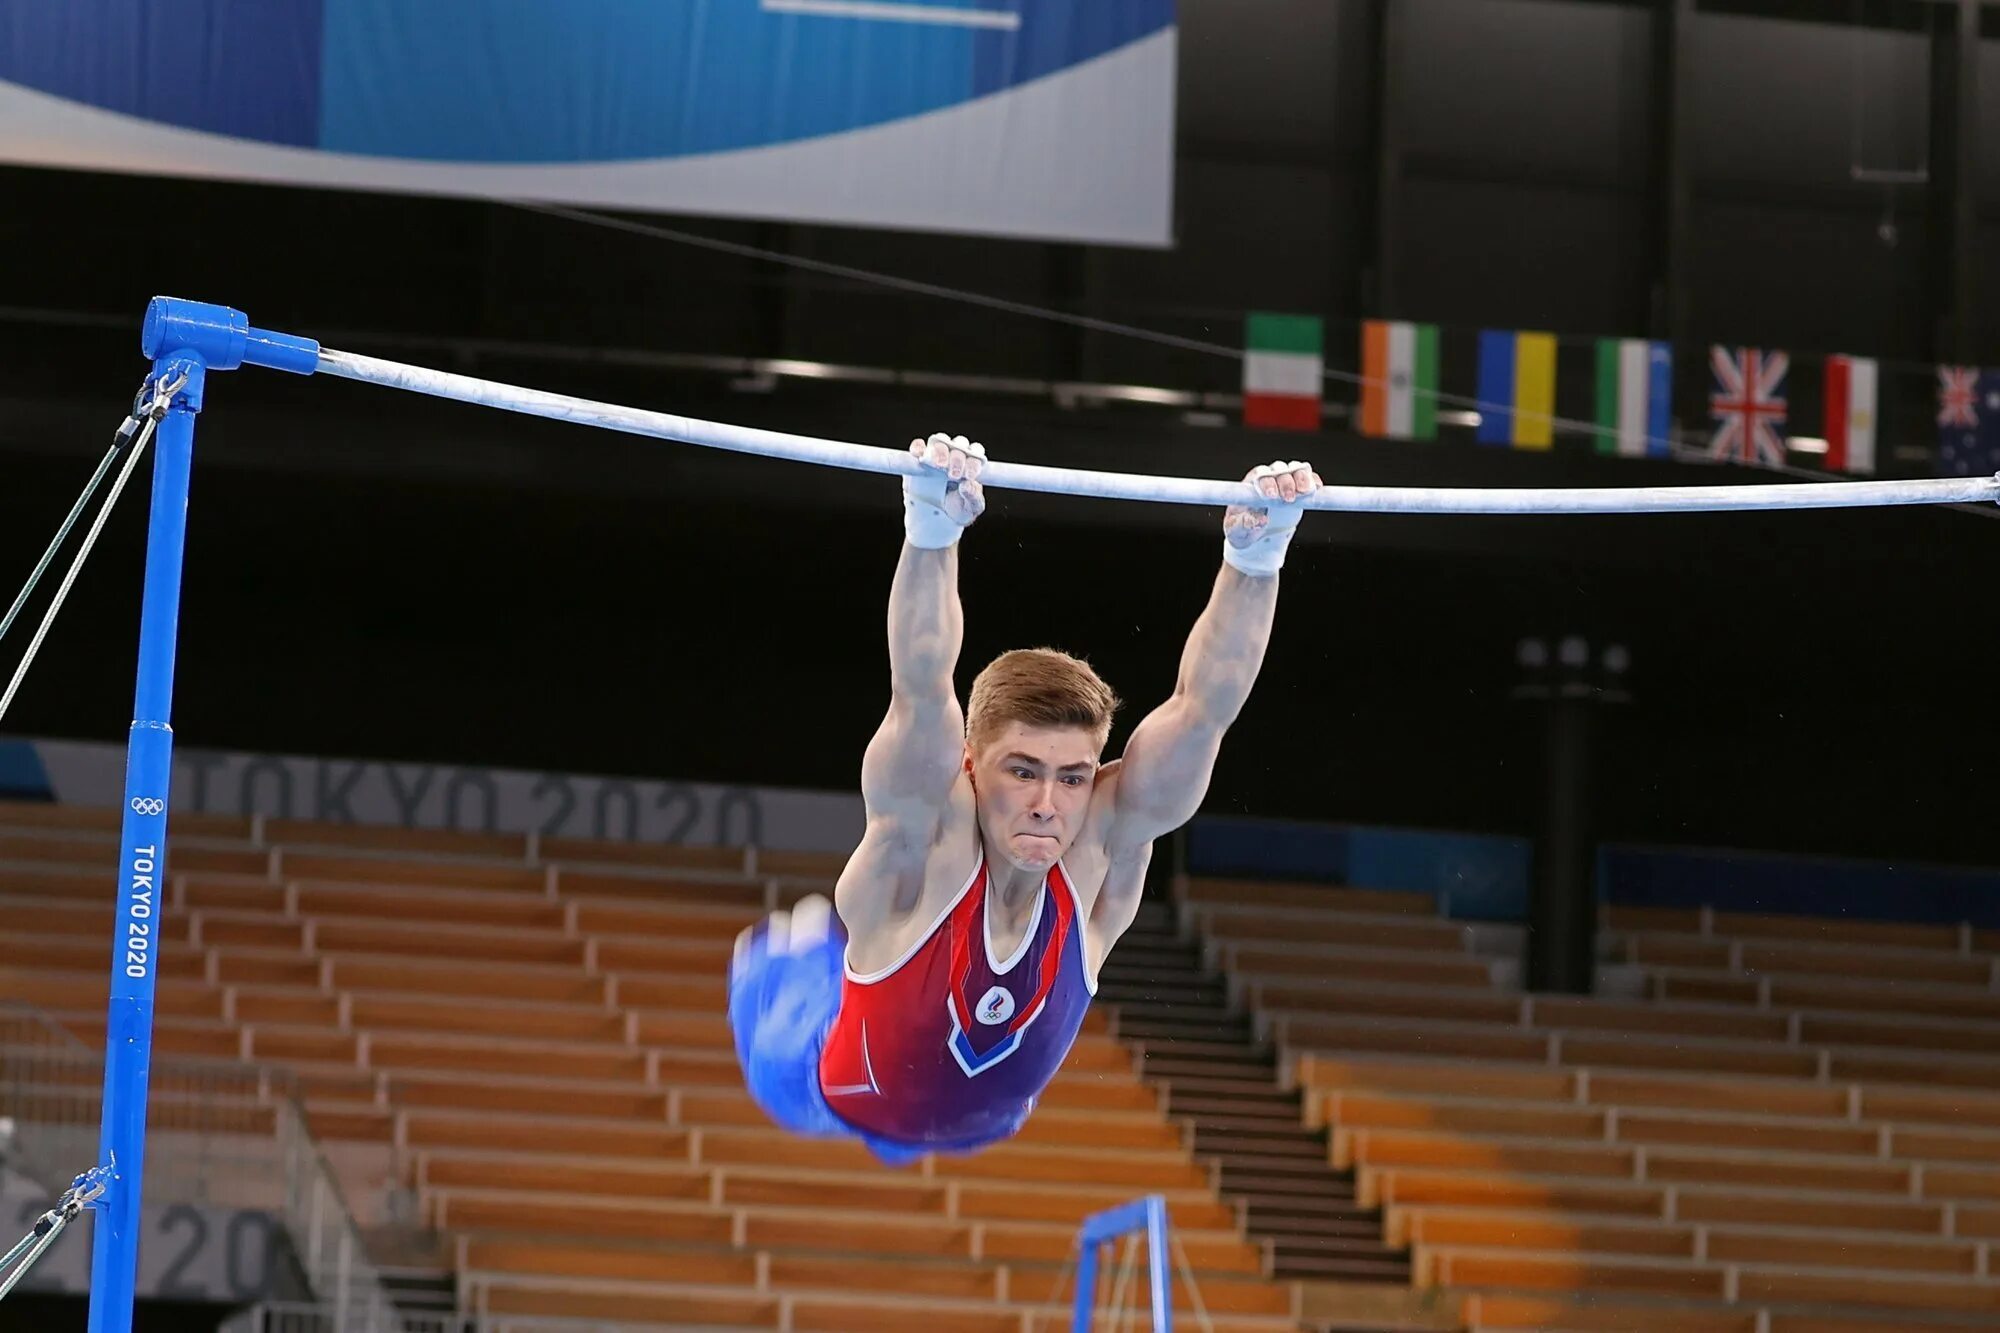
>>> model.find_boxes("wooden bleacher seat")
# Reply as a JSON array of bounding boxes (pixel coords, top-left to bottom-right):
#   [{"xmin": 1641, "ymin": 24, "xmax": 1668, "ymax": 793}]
[
  {"xmin": 1297, "ymin": 1053, "xmax": 1575, "ymax": 1104},
  {"xmin": 573, "ymin": 897, "xmax": 764, "ymax": 941},
  {"xmin": 1768, "ymin": 1319, "xmax": 2000, "ymax": 1333},
  {"xmin": 1615, "ymin": 1110, "xmax": 1880, "ymax": 1157},
  {"xmin": 297, "ymin": 883, "xmax": 569, "ymax": 931},
  {"xmin": 467, "ymin": 1265, "xmax": 1298, "ymax": 1330},
  {"xmin": 1426, "ymin": 1249, "xmax": 1729, "ymax": 1300},
  {"xmin": 311, "ymin": 918, "xmax": 588, "ymax": 964},
  {"xmin": 1660, "ymin": 968, "xmax": 2000, "ymax": 1020},
  {"xmin": 464, "ymin": 1234, "xmax": 762, "ymax": 1287},
  {"xmin": 1470, "ymin": 1296, "xmax": 2000, "ymax": 1333},
  {"xmin": 1405, "ymin": 1206, "xmax": 1981, "ymax": 1274},
  {"xmin": 0, "ymin": 969, "xmax": 224, "ymax": 1018},
  {"xmin": 396, "ymin": 1073, "xmax": 669, "ymax": 1120},
  {"xmin": 1580, "ymin": 1070, "xmax": 1851, "ymax": 1119},
  {"xmin": 1621, "ymin": 933, "xmax": 1999, "ymax": 989},
  {"xmin": 1251, "ymin": 978, "xmax": 1527, "ymax": 1025},
  {"xmin": 476, "ymin": 1276, "xmax": 1304, "ymax": 1333},
  {"xmin": 1337, "ymin": 1128, "xmax": 1638, "ymax": 1181},
  {"xmin": 406, "ymin": 1110, "xmax": 693, "ymax": 1159},
  {"xmin": 1319, "ymin": 1089, "xmax": 1607, "ymax": 1141},
  {"xmin": 367, "ymin": 994, "xmax": 631, "ymax": 1043},
  {"xmin": 1222, "ymin": 943, "xmax": 1507, "ymax": 990},
  {"xmin": 1199, "ymin": 908, "xmax": 1485, "ymax": 954},
  {"xmin": 1833, "ymin": 1048, "xmax": 2000, "ymax": 1092},
  {"xmin": 1606, "ymin": 904, "xmax": 1967, "ymax": 954},
  {"xmin": 472, "ymin": 1281, "xmax": 779, "ymax": 1328},
  {"xmin": 1669, "ymin": 1190, "xmax": 1946, "ymax": 1236},
  {"xmin": 248, "ymin": 1026, "xmax": 361, "ymax": 1064},
  {"xmin": 1706, "ymin": 1228, "xmax": 1979, "ymax": 1276},
  {"xmin": 261, "ymin": 819, "xmax": 531, "ymax": 860},
  {"xmin": 0, "ymin": 833, "xmax": 259, "ymax": 877},
  {"xmin": 1277, "ymin": 1014, "xmax": 1554, "ymax": 1063},
  {"xmin": 1407, "ymin": 1212, "xmax": 1699, "ymax": 1260},
  {"xmin": 1534, "ymin": 995, "xmax": 1793, "ymax": 1042},
  {"xmin": 270, "ymin": 850, "xmax": 548, "ymax": 894},
  {"xmin": 539, "ymin": 835, "xmax": 751, "ymax": 872},
  {"xmin": 555, "ymin": 863, "xmax": 772, "ymax": 907},
  {"xmin": 1734, "ymin": 1265, "xmax": 2000, "ymax": 1315}
]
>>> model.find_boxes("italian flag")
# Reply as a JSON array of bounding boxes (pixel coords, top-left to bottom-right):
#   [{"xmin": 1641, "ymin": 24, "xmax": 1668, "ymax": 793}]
[
  {"xmin": 1824, "ymin": 354, "xmax": 1878, "ymax": 475},
  {"xmin": 1242, "ymin": 314, "xmax": 1324, "ymax": 431},
  {"xmin": 1360, "ymin": 320, "xmax": 1439, "ymax": 440}
]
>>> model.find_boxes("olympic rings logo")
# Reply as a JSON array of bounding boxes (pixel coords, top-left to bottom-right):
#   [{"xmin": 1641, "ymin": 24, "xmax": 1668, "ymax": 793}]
[{"xmin": 130, "ymin": 798, "xmax": 165, "ymax": 817}]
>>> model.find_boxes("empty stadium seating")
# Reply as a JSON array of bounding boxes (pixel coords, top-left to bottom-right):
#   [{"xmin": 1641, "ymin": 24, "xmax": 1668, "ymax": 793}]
[
  {"xmin": 0, "ymin": 801, "xmax": 1305, "ymax": 1332},
  {"xmin": 28, "ymin": 793, "xmax": 2000, "ymax": 1331},
  {"xmin": 1096, "ymin": 913, "xmax": 1413, "ymax": 1288},
  {"xmin": 1181, "ymin": 874, "xmax": 2000, "ymax": 1330}
]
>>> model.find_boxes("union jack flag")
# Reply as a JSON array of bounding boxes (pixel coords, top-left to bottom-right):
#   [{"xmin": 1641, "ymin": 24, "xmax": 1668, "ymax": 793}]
[
  {"xmin": 1709, "ymin": 345, "xmax": 1789, "ymax": 466},
  {"xmin": 1938, "ymin": 366, "xmax": 1980, "ymax": 429}
]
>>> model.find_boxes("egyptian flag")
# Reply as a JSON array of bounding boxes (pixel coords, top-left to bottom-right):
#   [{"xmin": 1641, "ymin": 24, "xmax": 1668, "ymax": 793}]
[{"xmin": 1823, "ymin": 355, "xmax": 1878, "ymax": 475}]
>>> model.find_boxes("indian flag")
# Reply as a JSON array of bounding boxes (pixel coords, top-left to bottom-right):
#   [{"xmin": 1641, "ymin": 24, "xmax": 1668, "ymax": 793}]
[
  {"xmin": 1595, "ymin": 338, "xmax": 1674, "ymax": 457},
  {"xmin": 1242, "ymin": 314, "xmax": 1324, "ymax": 431},
  {"xmin": 1359, "ymin": 320, "xmax": 1439, "ymax": 440},
  {"xmin": 1824, "ymin": 354, "xmax": 1878, "ymax": 475}
]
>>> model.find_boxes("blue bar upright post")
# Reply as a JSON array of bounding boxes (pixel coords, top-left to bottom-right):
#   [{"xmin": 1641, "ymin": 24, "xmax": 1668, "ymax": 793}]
[
  {"xmin": 1071, "ymin": 1194, "xmax": 1174, "ymax": 1332},
  {"xmin": 87, "ymin": 300, "xmax": 318, "ymax": 1333},
  {"xmin": 1144, "ymin": 1194, "xmax": 1171, "ymax": 1327}
]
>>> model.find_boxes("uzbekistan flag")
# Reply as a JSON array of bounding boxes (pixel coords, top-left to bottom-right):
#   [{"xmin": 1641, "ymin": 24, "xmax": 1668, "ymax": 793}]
[
  {"xmin": 1359, "ymin": 319, "xmax": 1439, "ymax": 440},
  {"xmin": 1242, "ymin": 314, "xmax": 1324, "ymax": 431},
  {"xmin": 1594, "ymin": 339, "xmax": 1673, "ymax": 457},
  {"xmin": 1823, "ymin": 354, "xmax": 1878, "ymax": 475},
  {"xmin": 1475, "ymin": 330, "xmax": 1557, "ymax": 449}
]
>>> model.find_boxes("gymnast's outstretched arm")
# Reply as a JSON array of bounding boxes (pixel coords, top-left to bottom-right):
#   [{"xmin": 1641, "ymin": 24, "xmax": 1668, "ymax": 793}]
[
  {"xmin": 839, "ymin": 434, "xmax": 987, "ymax": 936},
  {"xmin": 1102, "ymin": 461, "xmax": 1322, "ymax": 874}
]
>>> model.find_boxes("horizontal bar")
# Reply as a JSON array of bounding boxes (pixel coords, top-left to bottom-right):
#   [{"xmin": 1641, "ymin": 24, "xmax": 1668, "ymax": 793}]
[{"xmin": 314, "ymin": 348, "xmax": 2000, "ymax": 516}]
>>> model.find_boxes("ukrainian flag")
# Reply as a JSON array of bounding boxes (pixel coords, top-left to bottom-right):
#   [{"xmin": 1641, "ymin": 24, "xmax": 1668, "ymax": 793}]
[{"xmin": 1476, "ymin": 330, "xmax": 1558, "ymax": 449}]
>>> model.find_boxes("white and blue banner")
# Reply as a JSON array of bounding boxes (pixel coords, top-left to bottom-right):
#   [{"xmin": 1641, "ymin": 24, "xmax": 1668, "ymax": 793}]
[
  {"xmin": 0, "ymin": 736, "xmax": 865, "ymax": 853},
  {"xmin": 0, "ymin": 0, "xmax": 1177, "ymax": 246}
]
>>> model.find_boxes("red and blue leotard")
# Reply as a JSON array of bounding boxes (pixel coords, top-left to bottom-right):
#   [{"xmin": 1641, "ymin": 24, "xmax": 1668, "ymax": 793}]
[{"xmin": 817, "ymin": 857, "xmax": 1096, "ymax": 1149}]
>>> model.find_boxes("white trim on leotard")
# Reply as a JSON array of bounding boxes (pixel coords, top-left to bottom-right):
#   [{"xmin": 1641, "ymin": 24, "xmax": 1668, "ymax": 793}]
[
  {"xmin": 843, "ymin": 857, "xmax": 984, "ymax": 985},
  {"xmin": 843, "ymin": 855, "xmax": 1100, "ymax": 996},
  {"xmin": 984, "ymin": 876, "xmax": 1047, "ymax": 976},
  {"xmin": 1055, "ymin": 859, "xmax": 1101, "ymax": 996}
]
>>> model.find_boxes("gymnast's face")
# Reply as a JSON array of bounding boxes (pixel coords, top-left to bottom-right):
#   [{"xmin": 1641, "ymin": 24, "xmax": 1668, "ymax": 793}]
[{"xmin": 966, "ymin": 722, "xmax": 1102, "ymax": 872}]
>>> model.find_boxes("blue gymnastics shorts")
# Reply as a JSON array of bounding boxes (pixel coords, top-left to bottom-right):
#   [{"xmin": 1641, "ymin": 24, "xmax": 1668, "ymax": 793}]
[
  {"xmin": 726, "ymin": 901, "xmax": 945, "ymax": 1169},
  {"xmin": 728, "ymin": 904, "xmax": 936, "ymax": 1160}
]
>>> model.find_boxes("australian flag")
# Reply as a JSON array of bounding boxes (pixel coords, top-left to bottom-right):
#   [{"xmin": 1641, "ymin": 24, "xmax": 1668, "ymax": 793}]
[{"xmin": 1937, "ymin": 366, "xmax": 2000, "ymax": 477}]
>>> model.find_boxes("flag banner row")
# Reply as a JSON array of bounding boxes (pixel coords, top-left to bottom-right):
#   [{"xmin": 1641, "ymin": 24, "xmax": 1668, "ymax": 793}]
[{"xmin": 1238, "ymin": 313, "xmax": 1986, "ymax": 480}]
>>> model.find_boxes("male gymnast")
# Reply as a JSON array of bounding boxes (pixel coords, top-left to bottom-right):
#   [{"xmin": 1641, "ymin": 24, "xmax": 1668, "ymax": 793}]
[{"xmin": 729, "ymin": 432, "xmax": 1320, "ymax": 1164}]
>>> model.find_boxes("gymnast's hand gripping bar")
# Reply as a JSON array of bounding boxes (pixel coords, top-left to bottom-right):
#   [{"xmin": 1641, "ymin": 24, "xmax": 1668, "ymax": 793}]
[{"xmin": 144, "ymin": 296, "xmax": 2000, "ymax": 516}]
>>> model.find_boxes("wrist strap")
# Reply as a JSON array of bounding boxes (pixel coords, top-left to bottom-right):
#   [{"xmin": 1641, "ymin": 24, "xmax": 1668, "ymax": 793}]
[
  {"xmin": 904, "ymin": 481, "xmax": 965, "ymax": 549},
  {"xmin": 1222, "ymin": 528, "xmax": 1291, "ymax": 577}
]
